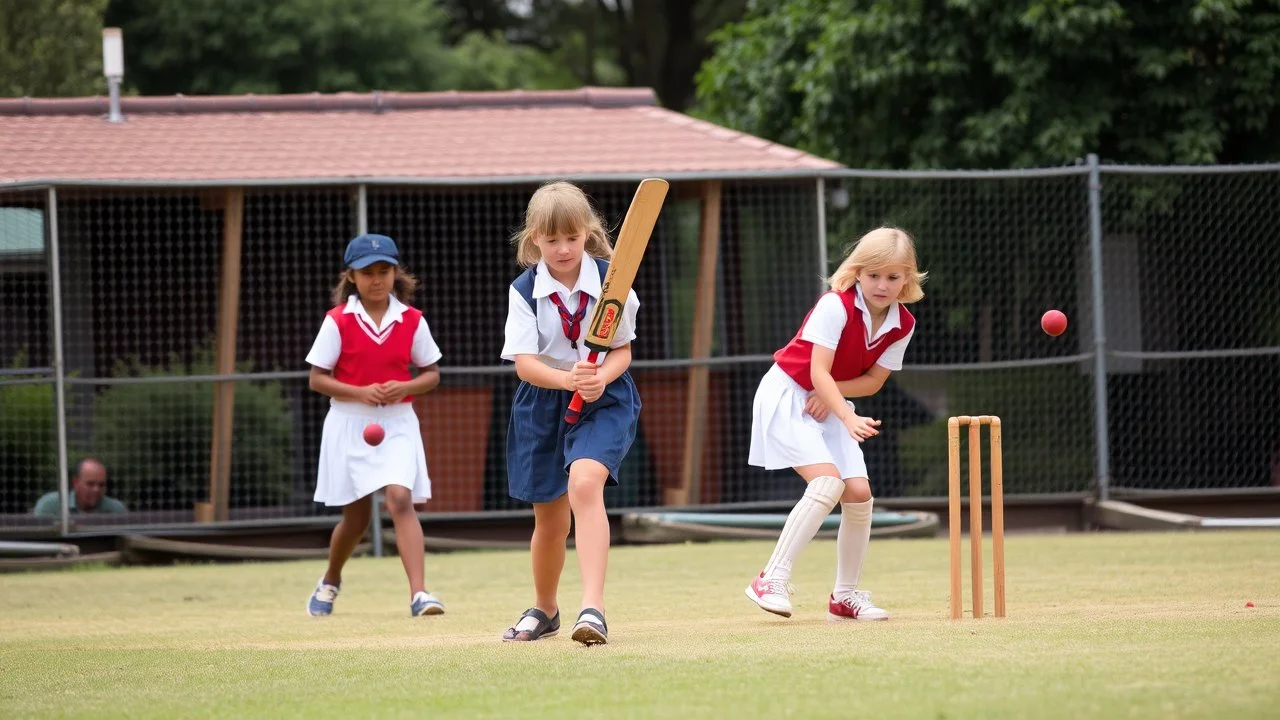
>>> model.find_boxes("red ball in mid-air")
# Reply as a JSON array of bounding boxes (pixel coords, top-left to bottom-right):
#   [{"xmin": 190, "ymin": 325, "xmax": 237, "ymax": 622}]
[
  {"xmin": 363, "ymin": 423, "xmax": 385, "ymax": 447},
  {"xmin": 1041, "ymin": 309, "xmax": 1068, "ymax": 337}
]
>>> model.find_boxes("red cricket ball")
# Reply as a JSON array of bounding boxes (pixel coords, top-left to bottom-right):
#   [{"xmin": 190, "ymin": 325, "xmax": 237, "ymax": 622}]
[
  {"xmin": 362, "ymin": 423, "xmax": 385, "ymax": 447},
  {"xmin": 1041, "ymin": 309, "xmax": 1068, "ymax": 337}
]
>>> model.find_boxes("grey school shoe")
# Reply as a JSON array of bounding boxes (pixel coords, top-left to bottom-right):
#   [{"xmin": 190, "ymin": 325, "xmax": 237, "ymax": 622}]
[
  {"xmin": 410, "ymin": 590, "xmax": 445, "ymax": 616},
  {"xmin": 307, "ymin": 579, "xmax": 340, "ymax": 616}
]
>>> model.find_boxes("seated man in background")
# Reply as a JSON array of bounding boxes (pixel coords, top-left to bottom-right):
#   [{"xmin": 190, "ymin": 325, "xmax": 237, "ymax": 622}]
[{"xmin": 32, "ymin": 458, "xmax": 128, "ymax": 516}]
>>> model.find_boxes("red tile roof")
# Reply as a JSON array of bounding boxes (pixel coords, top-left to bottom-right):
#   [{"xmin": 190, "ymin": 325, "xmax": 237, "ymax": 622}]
[{"xmin": 0, "ymin": 87, "xmax": 840, "ymax": 185}]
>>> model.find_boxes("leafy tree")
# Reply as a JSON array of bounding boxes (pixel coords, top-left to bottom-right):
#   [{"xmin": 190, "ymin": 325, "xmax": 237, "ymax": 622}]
[
  {"xmin": 698, "ymin": 1, "xmax": 1280, "ymax": 495},
  {"xmin": 443, "ymin": 30, "xmax": 616, "ymax": 91},
  {"xmin": 436, "ymin": 0, "xmax": 519, "ymax": 43},
  {"xmin": 0, "ymin": 0, "xmax": 109, "ymax": 97},
  {"xmin": 104, "ymin": 0, "xmax": 455, "ymax": 94},
  {"xmin": 438, "ymin": 0, "xmax": 749, "ymax": 110},
  {"xmin": 91, "ymin": 351, "xmax": 293, "ymax": 511},
  {"xmin": 598, "ymin": 0, "xmax": 748, "ymax": 111},
  {"xmin": 0, "ymin": 352, "xmax": 56, "ymax": 513},
  {"xmin": 103, "ymin": 0, "xmax": 628, "ymax": 96},
  {"xmin": 697, "ymin": 0, "xmax": 1280, "ymax": 167},
  {"xmin": 97, "ymin": 0, "xmax": 748, "ymax": 107}
]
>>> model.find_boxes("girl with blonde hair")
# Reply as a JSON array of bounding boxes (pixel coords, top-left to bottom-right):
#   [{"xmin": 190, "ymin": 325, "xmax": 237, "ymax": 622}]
[
  {"xmin": 499, "ymin": 182, "xmax": 641, "ymax": 645},
  {"xmin": 744, "ymin": 226, "xmax": 926, "ymax": 621}
]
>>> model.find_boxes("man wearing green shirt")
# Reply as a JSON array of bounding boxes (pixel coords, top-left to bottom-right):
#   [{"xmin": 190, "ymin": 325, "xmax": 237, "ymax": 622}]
[{"xmin": 32, "ymin": 458, "xmax": 128, "ymax": 516}]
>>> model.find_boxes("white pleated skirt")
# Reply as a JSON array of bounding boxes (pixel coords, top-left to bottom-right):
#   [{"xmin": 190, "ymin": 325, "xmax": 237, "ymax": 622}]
[
  {"xmin": 748, "ymin": 364, "xmax": 868, "ymax": 480},
  {"xmin": 314, "ymin": 400, "xmax": 431, "ymax": 507}
]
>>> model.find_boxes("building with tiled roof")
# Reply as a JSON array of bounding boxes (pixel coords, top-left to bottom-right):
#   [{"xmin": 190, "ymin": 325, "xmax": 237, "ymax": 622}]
[
  {"xmin": 0, "ymin": 87, "xmax": 839, "ymax": 523},
  {"xmin": 0, "ymin": 87, "xmax": 838, "ymax": 185}
]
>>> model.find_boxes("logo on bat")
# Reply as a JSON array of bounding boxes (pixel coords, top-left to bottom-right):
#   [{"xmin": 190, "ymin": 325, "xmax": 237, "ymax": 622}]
[
  {"xmin": 600, "ymin": 265, "xmax": 615, "ymax": 294},
  {"xmin": 591, "ymin": 299, "xmax": 623, "ymax": 340}
]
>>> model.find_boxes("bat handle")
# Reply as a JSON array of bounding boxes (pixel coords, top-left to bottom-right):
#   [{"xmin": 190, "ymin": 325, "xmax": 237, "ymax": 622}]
[
  {"xmin": 564, "ymin": 350, "xmax": 601, "ymax": 425},
  {"xmin": 565, "ymin": 392, "xmax": 585, "ymax": 425}
]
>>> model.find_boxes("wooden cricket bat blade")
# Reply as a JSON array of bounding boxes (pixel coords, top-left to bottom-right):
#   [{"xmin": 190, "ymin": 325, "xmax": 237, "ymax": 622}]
[
  {"xmin": 565, "ymin": 178, "xmax": 668, "ymax": 425},
  {"xmin": 582, "ymin": 178, "xmax": 669, "ymax": 351}
]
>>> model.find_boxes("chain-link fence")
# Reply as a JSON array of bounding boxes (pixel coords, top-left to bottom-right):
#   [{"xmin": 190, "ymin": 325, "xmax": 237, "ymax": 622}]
[
  {"xmin": 1097, "ymin": 168, "xmax": 1280, "ymax": 492},
  {"xmin": 822, "ymin": 170, "xmax": 1099, "ymax": 502},
  {"xmin": 2, "ymin": 162, "xmax": 1278, "ymax": 533},
  {"xmin": 0, "ymin": 189, "xmax": 57, "ymax": 524}
]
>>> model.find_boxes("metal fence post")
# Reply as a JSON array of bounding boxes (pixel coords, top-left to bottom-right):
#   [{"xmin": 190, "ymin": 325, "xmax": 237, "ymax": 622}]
[
  {"xmin": 47, "ymin": 187, "xmax": 72, "ymax": 535},
  {"xmin": 1086, "ymin": 154, "xmax": 1113, "ymax": 500},
  {"xmin": 356, "ymin": 184, "xmax": 385, "ymax": 558},
  {"xmin": 815, "ymin": 176, "xmax": 828, "ymax": 289}
]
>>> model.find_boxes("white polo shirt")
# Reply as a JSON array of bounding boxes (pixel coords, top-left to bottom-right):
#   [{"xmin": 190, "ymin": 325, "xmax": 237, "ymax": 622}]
[
  {"xmin": 306, "ymin": 295, "xmax": 443, "ymax": 370},
  {"xmin": 798, "ymin": 287, "xmax": 913, "ymax": 371},
  {"xmin": 500, "ymin": 258, "xmax": 640, "ymax": 370}
]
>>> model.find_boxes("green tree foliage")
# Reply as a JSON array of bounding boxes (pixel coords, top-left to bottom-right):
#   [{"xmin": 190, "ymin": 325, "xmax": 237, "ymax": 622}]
[
  {"xmin": 439, "ymin": 0, "xmax": 749, "ymax": 110},
  {"xmin": 103, "ymin": 0, "xmax": 628, "ymax": 96},
  {"xmin": 103, "ymin": 0, "xmax": 457, "ymax": 94},
  {"xmin": 0, "ymin": 0, "xmax": 109, "ymax": 97},
  {"xmin": 697, "ymin": 0, "xmax": 1280, "ymax": 167},
  {"xmin": 444, "ymin": 30, "xmax": 614, "ymax": 91},
  {"xmin": 91, "ymin": 351, "xmax": 293, "ymax": 510},
  {"xmin": 584, "ymin": 0, "xmax": 749, "ymax": 110},
  {"xmin": 436, "ymin": 0, "xmax": 518, "ymax": 43},
  {"xmin": 0, "ymin": 353, "xmax": 56, "ymax": 513},
  {"xmin": 9, "ymin": 0, "xmax": 748, "ymax": 106}
]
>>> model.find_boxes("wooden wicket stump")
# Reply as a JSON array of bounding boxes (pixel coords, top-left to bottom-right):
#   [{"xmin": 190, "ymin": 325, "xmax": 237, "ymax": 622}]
[{"xmin": 948, "ymin": 415, "xmax": 1006, "ymax": 619}]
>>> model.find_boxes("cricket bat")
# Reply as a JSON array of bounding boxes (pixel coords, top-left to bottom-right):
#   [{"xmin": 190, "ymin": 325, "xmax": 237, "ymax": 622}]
[{"xmin": 565, "ymin": 177, "xmax": 669, "ymax": 424}]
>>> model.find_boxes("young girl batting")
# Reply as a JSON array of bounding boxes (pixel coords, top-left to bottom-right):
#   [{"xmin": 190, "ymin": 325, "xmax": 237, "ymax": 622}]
[
  {"xmin": 305, "ymin": 233, "xmax": 447, "ymax": 617},
  {"xmin": 744, "ymin": 226, "xmax": 926, "ymax": 621},
  {"xmin": 500, "ymin": 182, "xmax": 642, "ymax": 645}
]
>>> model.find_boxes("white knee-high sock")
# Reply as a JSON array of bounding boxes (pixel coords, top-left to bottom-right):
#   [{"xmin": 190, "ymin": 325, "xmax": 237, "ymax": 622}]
[
  {"xmin": 762, "ymin": 476, "xmax": 845, "ymax": 581},
  {"xmin": 834, "ymin": 497, "xmax": 874, "ymax": 595}
]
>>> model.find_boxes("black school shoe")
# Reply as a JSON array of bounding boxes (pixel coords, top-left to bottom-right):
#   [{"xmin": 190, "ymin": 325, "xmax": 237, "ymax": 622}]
[
  {"xmin": 571, "ymin": 608, "xmax": 608, "ymax": 646},
  {"xmin": 502, "ymin": 608, "xmax": 560, "ymax": 642}
]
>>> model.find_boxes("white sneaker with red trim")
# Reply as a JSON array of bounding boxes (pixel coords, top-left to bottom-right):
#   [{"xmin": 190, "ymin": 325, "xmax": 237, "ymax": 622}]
[
  {"xmin": 828, "ymin": 589, "xmax": 890, "ymax": 621},
  {"xmin": 745, "ymin": 571, "xmax": 794, "ymax": 618}
]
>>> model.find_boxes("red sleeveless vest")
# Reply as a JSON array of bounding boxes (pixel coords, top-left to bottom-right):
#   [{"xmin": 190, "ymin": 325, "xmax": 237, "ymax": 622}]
[
  {"xmin": 773, "ymin": 290, "xmax": 915, "ymax": 391},
  {"xmin": 326, "ymin": 304, "xmax": 424, "ymax": 403}
]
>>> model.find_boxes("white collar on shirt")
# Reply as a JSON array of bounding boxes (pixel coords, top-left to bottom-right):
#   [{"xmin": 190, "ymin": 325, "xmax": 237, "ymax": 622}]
[
  {"xmin": 343, "ymin": 294, "xmax": 408, "ymax": 331},
  {"xmin": 854, "ymin": 286, "xmax": 902, "ymax": 342},
  {"xmin": 532, "ymin": 257, "xmax": 602, "ymax": 300}
]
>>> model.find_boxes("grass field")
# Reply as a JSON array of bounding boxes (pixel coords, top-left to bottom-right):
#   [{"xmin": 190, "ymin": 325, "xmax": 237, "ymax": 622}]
[{"xmin": 2, "ymin": 531, "xmax": 1278, "ymax": 719}]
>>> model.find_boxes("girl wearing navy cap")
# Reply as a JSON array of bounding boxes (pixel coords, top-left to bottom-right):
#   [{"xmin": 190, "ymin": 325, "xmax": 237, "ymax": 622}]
[
  {"xmin": 499, "ymin": 182, "xmax": 641, "ymax": 645},
  {"xmin": 304, "ymin": 233, "xmax": 446, "ymax": 618}
]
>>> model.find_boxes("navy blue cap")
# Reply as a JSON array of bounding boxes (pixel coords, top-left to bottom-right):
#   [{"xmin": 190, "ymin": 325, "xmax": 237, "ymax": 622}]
[{"xmin": 344, "ymin": 233, "xmax": 400, "ymax": 269}]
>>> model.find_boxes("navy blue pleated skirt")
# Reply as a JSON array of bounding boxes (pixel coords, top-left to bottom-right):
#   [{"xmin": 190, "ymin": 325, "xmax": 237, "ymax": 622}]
[{"xmin": 506, "ymin": 371, "xmax": 640, "ymax": 504}]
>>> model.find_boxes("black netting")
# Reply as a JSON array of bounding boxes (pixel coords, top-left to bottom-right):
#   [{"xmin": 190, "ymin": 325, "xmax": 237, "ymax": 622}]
[
  {"xmin": 0, "ymin": 190, "xmax": 56, "ymax": 519},
  {"xmin": 821, "ymin": 173, "xmax": 1097, "ymax": 495},
  {"xmin": 1100, "ymin": 170, "xmax": 1280, "ymax": 491},
  {"xmin": 5, "ymin": 167, "xmax": 1277, "ymax": 532}
]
